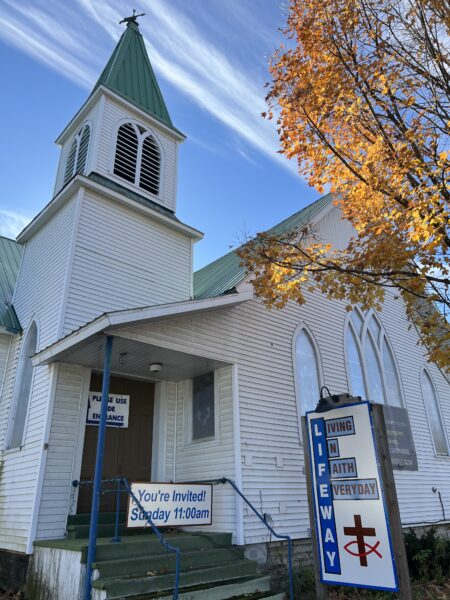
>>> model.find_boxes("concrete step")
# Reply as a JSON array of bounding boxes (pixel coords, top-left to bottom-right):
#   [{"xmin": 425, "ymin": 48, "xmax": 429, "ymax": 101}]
[
  {"xmin": 93, "ymin": 546, "xmax": 244, "ymax": 578},
  {"xmin": 68, "ymin": 512, "xmax": 127, "ymax": 526},
  {"xmin": 153, "ymin": 575, "xmax": 272, "ymax": 599},
  {"xmin": 92, "ymin": 560, "xmax": 258, "ymax": 599},
  {"xmin": 90, "ymin": 532, "xmax": 233, "ymax": 563},
  {"xmin": 67, "ymin": 522, "xmax": 149, "ymax": 539}
]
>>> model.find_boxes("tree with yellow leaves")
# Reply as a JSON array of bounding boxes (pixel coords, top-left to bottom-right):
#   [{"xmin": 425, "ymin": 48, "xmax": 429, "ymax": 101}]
[{"xmin": 239, "ymin": 0, "xmax": 450, "ymax": 370}]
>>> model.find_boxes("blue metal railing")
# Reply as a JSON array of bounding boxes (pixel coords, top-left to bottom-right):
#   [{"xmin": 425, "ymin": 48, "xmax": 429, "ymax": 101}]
[
  {"xmin": 72, "ymin": 477, "xmax": 181, "ymax": 600},
  {"xmin": 74, "ymin": 476, "xmax": 294, "ymax": 600},
  {"xmin": 197, "ymin": 477, "xmax": 294, "ymax": 600}
]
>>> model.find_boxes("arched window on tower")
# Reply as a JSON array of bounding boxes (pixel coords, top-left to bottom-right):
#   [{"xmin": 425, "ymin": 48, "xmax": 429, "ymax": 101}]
[
  {"xmin": 345, "ymin": 309, "xmax": 403, "ymax": 407},
  {"xmin": 294, "ymin": 327, "xmax": 321, "ymax": 415},
  {"xmin": 64, "ymin": 123, "xmax": 91, "ymax": 184},
  {"xmin": 8, "ymin": 322, "xmax": 38, "ymax": 449},
  {"xmin": 113, "ymin": 122, "xmax": 161, "ymax": 196}
]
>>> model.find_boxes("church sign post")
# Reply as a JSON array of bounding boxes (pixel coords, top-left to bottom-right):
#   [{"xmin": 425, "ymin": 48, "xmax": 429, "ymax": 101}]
[{"xmin": 303, "ymin": 395, "xmax": 412, "ymax": 597}]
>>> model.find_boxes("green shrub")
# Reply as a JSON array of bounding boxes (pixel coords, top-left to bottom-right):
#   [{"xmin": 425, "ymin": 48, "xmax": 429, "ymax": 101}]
[
  {"xmin": 293, "ymin": 565, "xmax": 316, "ymax": 599},
  {"xmin": 404, "ymin": 527, "xmax": 450, "ymax": 582}
]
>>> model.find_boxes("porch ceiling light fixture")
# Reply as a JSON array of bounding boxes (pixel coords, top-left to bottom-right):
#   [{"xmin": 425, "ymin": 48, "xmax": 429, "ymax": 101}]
[{"xmin": 149, "ymin": 362, "xmax": 163, "ymax": 373}]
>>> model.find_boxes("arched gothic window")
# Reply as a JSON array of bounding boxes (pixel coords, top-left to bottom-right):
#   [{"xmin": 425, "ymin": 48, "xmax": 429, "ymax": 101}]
[
  {"xmin": 345, "ymin": 309, "xmax": 403, "ymax": 407},
  {"xmin": 421, "ymin": 371, "xmax": 449, "ymax": 455},
  {"xmin": 8, "ymin": 322, "xmax": 38, "ymax": 449},
  {"xmin": 113, "ymin": 122, "xmax": 161, "ymax": 196},
  {"xmin": 295, "ymin": 328, "xmax": 321, "ymax": 415},
  {"xmin": 64, "ymin": 124, "xmax": 91, "ymax": 184}
]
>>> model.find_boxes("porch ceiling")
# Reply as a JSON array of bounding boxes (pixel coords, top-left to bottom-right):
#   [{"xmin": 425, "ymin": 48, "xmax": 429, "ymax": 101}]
[{"xmin": 53, "ymin": 334, "xmax": 229, "ymax": 381}]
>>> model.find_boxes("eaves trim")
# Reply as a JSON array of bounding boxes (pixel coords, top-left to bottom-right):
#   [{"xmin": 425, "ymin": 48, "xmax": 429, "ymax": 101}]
[{"xmin": 33, "ymin": 291, "xmax": 253, "ymax": 366}]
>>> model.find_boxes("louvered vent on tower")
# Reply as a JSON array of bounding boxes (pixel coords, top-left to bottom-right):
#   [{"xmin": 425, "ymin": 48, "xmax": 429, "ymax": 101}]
[
  {"xmin": 140, "ymin": 135, "xmax": 160, "ymax": 195},
  {"xmin": 114, "ymin": 123, "xmax": 138, "ymax": 184},
  {"xmin": 76, "ymin": 125, "xmax": 90, "ymax": 175},
  {"xmin": 63, "ymin": 123, "xmax": 91, "ymax": 185},
  {"xmin": 113, "ymin": 122, "xmax": 161, "ymax": 197},
  {"xmin": 64, "ymin": 138, "xmax": 77, "ymax": 184}
]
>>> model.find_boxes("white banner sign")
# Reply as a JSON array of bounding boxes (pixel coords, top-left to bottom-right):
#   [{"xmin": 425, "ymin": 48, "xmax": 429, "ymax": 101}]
[
  {"xmin": 86, "ymin": 391, "xmax": 130, "ymax": 428},
  {"xmin": 127, "ymin": 483, "xmax": 212, "ymax": 528},
  {"xmin": 306, "ymin": 401, "xmax": 398, "ymax": 592}
]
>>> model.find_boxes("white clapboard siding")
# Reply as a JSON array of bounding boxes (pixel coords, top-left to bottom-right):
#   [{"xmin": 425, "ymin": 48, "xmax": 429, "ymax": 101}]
[
  {"xmin": 0, "ymin": 196, "xmax": 77, "ymax": 552},
  {"xmin": 0, "ymin": 334, "xmax": 21, "ymax": 452},
  {"xmin": 0, "ymin": 330, "xmax": 54, "ymax": 552},
  {"xmin": 14, "ymin": 195, "xmax": 77, "ymax": 351},
  {"xmin": 95, "ymin": 96, "xmax": 178, "ymax": 211},
  {"xmin": 115, "ymin": 268, "xmax": 450, "ymax": 546},
  {"xmin": 165, "ymin": 367, "xmax": 236, "ymax": 536},
  {"xmin": 36, "ymin": 364, "xmax": 87, "ymax": 540},
  {"xmin": 54, "ymin": 102, "xmax": 101, "ymax": 196},
  {"xmin": 62, "ymin": 190, "xmax": 192, "ymax": 336}
]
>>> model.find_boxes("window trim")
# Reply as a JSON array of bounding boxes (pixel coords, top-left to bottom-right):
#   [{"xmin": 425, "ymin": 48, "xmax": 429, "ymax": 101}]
[
  {"xmin": 182, "ymin": 372, "xmax": 220, "ymax": 446},
  {"xmin": 344, "ymin": 309, "xmax": 405, "ymax": 408},
  {"xmin": 110, "ymin": 118, "xmax": 165, "ymax": 202},
  {"xmin": 379, "ymin": 330, "xmax": 405, "ymax": 408},
  {"xmin": 420, "ymin": 369, "xmax": 449, "ymax": 457},
  {"xmin": 364, "ymin": 327, "xmax": 387, "ymax": 405},
  {"xmin": 63, "ymin": 122, "xmax": 92, "ymax": 184},
  {"xmin": 344, "ymin": 315, "xmax": 369, "ymax": 400},
  {"xmin": 292, "ymin": 323, "xmax": 323, "ymax": 443},
  {"xmin": 6, "ymin": 319, "xmax": 39, "ymax": 451}
]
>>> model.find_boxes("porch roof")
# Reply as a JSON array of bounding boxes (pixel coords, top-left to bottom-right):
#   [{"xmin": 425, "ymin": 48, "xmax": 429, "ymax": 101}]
[{"xmin": 32, "ymin": 291, "xmax": 252, "ymax": 375}]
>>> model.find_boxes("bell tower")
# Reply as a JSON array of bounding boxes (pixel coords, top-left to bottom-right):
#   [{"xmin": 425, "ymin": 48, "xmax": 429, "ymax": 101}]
[
  {"xmin": 15, "ymin": 14, "xmax": 202, "ymax": 345},
  {"xmin": 53, "ymin": 12, "xmax": 186, "ymax": 214}
]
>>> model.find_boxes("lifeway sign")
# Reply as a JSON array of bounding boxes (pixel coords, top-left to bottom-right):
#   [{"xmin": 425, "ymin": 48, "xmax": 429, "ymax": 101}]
[{"xmin": 306, "ymin": 401, "xmax": 398, "ymax": 591}]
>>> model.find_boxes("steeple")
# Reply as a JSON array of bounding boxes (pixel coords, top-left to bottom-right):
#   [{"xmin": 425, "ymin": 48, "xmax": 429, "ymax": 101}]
[{"xmin": 92, "ymin": 13, "xmax": 173, "ymax": 129}]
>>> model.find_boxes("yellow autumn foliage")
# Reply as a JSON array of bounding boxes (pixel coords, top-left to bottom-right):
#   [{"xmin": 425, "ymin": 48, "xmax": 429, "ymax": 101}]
[{"xmin": 239, "ymin": 0, "xmax": 450, "ymax": 371}]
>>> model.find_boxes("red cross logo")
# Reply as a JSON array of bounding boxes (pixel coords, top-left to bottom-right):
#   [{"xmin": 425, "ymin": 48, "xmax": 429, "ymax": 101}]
[{"xmin": 343, "ymin": 514, "xmax": 382, "ymax": 566}]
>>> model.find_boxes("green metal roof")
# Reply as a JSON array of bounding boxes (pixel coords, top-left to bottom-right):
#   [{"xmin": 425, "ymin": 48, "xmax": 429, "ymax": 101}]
[
  {"xmin": 193, "ymin": 193, "xmax": 334, "ymax": 299},
  {"xmin": 92, "ymin": 20, "xmax": 173, "ymax": 130},
  {"xmin": 0, "ymin": 236, "xmax": 23, "ymax": 333}
]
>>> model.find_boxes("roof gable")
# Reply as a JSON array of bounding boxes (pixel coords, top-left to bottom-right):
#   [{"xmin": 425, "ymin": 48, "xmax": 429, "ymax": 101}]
[
  {"xmin": 193, "ymin": 193, "xmax": 334, "ymax": 299},
  {"xmin": 92, "ymin": 21, "xmax": 173, "ymax": 129},
  {"xmin": 0, "ymin": 236, "xmax": 23, "ymax": 332}
]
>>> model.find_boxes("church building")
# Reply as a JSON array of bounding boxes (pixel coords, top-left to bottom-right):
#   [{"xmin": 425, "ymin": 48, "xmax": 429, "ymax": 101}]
[{"xmin": 0, "ymin": 16, "xmax": 449, "ymax": 600}]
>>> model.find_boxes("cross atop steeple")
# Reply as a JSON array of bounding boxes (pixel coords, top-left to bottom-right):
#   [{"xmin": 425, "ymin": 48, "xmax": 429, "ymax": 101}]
[{"xmin": 119, "ymin": 9, "xmax": 145, "ymax": 26}]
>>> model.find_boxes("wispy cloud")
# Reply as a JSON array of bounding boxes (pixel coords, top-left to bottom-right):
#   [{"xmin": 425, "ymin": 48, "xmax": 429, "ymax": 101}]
[
  {"xmin": 0, "ymin": 210, "xmax": 31, "ymax": 239},
  {"xmin": 0, "ymin": 0, "xmax": 295, "ymax": 173}
]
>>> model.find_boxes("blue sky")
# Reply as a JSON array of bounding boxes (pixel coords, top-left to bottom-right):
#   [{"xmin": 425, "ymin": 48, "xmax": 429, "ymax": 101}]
[{"xmin": 0, "ymin": 0, "xmax": 317, "ymax": 269}]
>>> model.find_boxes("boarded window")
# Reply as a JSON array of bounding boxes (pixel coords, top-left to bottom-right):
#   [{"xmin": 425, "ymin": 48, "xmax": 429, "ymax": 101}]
[
  {"xmin": 9, "ymin": 322, "xmax": 37, "ymax": 449},
  {"xmin": 192, "ymin": 372, "xmax": 215, "ymax": 441}
]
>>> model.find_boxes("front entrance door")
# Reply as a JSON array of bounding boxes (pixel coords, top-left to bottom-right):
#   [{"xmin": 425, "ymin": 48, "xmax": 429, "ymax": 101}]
[{"xmin": 77, "ymin": 373, "xmax": 154, "ymax": 513}]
